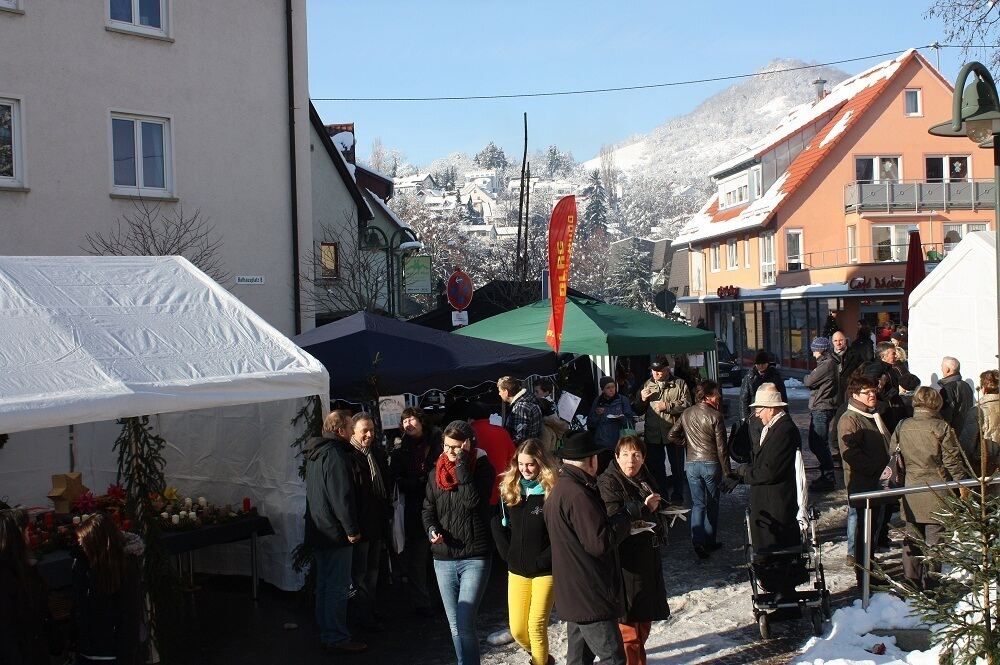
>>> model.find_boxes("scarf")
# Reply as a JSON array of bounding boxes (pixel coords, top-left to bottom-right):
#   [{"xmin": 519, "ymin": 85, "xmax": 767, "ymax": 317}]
[
  {"xmin": 351, "ymin": 438, "xmax": 387, "ymax": 501},
  {"xmin": 501, "ymin": 478, "xmax": 545, "ymax": 527},
  {"xmin": 847, "ymin": 400, "xmax": 890, "ymax": 442},
  {"xmin": 435, "ymin": 450, "xmax": 478, "ymax": 491},
  {"xmin": 404, "ymin": 433, "xmax": 431, "ymax": 475},
  {"xmin": 759, "ymin": 411, "xmax": 785, "ymax": 448}
]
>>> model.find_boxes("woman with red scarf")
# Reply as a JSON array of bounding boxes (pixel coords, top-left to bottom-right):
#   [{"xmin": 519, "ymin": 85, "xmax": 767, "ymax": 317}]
[{"xmin": 423, "ymin": 420, "xmax": 496, "ymax": 665}]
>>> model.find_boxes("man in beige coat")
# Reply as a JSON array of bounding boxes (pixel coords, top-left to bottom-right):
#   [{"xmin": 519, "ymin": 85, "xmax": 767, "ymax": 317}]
[{"xmin": 635, "ymin": 356, "xmax": 691, "ymax": 505}]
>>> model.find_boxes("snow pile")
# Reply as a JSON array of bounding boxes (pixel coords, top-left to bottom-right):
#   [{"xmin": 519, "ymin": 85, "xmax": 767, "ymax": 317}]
[
  {"xmin": 785, "ymin": 378, "xmax": 805, "ymax": 388},
  {"xmin": 332, "ymin": 130, "xmax": 354, "ymax": 152},
  {"xmin": 784, "ymin": 377, "xmax": 812, "ymax": 400},
  {"xmin": 794, "ymin": 593, "xmax": 939, "ymax": 665},
  {"xmin": 819, "ymin": 110, "xmax": 854, "ymax": 148}
]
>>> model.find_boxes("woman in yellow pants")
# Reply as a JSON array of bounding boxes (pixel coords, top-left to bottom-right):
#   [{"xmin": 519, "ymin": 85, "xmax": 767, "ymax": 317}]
[{"xmin": 491, "ymin": 439, "xmax": 558, "ymax": 665}]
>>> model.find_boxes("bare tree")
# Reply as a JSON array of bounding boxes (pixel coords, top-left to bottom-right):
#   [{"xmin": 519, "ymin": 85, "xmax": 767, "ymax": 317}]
[
  {"xmin": 83, "ymin": 199, "xmax": 230, "ymax": 283},
  {"xmin": 367, "ymin": 137, "xmax": 388, "ymax": 175},
  {"xmin": 301, "ymin": 211, "xmax": 390, "ymax": 316},
  {"xmin": 926, "ymin": 1, "xmax": 1000, "ymax": 68},
  {"xmin": 599, "ymin": 144, "xmax": 619, "ymax": 210}
]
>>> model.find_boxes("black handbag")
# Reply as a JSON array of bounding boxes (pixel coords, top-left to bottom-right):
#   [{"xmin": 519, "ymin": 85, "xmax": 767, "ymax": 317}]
[
  {"xmin": 881, "ymin": 440, "xmax": 905, "ymax": 489},
  {"xmin": 730, "ymin": 419, "xmax": 752, "ymax": 464}
]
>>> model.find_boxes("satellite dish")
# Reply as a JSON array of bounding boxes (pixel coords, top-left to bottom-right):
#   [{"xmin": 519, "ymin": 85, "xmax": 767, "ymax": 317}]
[{"xmin": 654, "ymin": 290, "xmax": 676, "ymax": 314}]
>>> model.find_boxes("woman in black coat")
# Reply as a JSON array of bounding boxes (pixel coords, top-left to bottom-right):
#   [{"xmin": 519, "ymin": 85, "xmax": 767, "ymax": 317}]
[
  {"xmin": 0, "ymin": 510, "xmax": 51, "ymax": 665},
  {"xmin": 598, "ymin": 435, "xmax": 669, "ymax": 665}
]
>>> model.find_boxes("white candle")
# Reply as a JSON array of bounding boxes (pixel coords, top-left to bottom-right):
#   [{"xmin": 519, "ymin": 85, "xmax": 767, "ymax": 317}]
[
  {"xmin": 184, "ymin": 497, "xmax": 193, "ymax": 507},
  {"xmin": 171, "ymin": 515, "xmax": 180, "ymax": 525},
  {"xmin": 197, "ymin": 497, "xmax": 207, "ymax": 507},
  {"xmin": 160, "ymin": 512, "xmax": 168, "ymax": 520},
  {"xmin": 179, "ymin": 511, "xmax": 188, "ymax": 519}
]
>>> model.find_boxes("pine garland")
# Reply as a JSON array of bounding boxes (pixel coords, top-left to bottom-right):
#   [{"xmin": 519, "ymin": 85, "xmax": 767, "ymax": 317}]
[{"xmin": 289, "ymin": 395, "xmax": 324, "ymax": 594}]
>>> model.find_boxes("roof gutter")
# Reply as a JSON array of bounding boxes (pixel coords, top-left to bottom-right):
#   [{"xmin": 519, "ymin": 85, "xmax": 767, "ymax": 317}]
[{"xmin": 285, "ymin": 0, "xmax": 302, "ymax": 335}]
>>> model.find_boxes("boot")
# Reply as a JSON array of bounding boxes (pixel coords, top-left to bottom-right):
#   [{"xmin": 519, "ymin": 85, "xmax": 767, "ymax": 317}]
[{"xmin": 809, "ymin": 472, "xmax": 836, "ymax": 491}]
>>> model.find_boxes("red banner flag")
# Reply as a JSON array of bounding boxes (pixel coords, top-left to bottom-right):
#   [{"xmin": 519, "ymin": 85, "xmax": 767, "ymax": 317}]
[{"xmin": 546, "ymin": 195, "xmax": 578, "ymax": 353}]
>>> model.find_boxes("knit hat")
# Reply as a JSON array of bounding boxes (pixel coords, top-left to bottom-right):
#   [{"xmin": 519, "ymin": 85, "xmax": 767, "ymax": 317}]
[
  {"xmin": 810, "ymin": 336, "xmax": 831, "ymax": 352},
  {"xmin": 599, "ymin": 376, "xmax": 616, "ymax": 389}
]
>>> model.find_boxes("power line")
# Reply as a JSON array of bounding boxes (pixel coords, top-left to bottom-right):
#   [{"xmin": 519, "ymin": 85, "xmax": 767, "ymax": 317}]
[{"xmin": 312, "ymin": 46, "xmax": 950, "ymax": 103}]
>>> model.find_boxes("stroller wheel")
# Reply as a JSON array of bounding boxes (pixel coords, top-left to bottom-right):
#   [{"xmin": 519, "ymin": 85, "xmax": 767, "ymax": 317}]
[
  {"xmin": 811, "ymin": 609, "xmax": 824, "ymax": 636},
  {"xmin": 758, "ymin": 613, "xmax": 771, "ymax": 640}
]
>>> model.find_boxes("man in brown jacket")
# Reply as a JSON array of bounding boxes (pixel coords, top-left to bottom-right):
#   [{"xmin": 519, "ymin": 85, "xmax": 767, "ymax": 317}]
[
  {"xmin": 668, "ymin": 379, "xmax": 729, "ymax": 558},
  {"xmin": 635, "ymin": 356, "xmax": 691, "ymax": 506},
  {"xmin": 837, "ymin": 376, "xmax": 890, "ymax": 582}
]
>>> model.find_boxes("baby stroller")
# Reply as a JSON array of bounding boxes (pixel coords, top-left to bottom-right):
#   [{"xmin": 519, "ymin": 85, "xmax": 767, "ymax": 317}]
[{"xmin": 744, "ymin": 506, "xmax": 831, "ymax": 639}]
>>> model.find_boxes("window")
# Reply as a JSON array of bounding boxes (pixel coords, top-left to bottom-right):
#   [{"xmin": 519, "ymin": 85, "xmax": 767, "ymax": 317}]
[
  {"xmin": 904, "ymin": 89, "xmax": 922, "ymax": 116},
  {"xmin": 752, "ymin": 166, "xmax": 763, "ymax": 198},
  {"xmin": 744, "ymin": 235, "xmax": 752, "ymax": 269},
  {"xmin": 108, "ymin": 0, "xmax": 167, "ymax": 37},
  {"xmin": 925, "ymin": 155, "xmax": 970, "ymax": 183},
  {"xmin": 786, "ymin": 229, "xmax": 803, "ymax": 271},
  {"xmin": 0, "ymin": 97, "xmax": 24, "ymax": 188},
  {"xmin": 871, "ymin": 225, "xmax": 911, "ymax": 262},
  {"xmin": 0, "ymin": 0, "xmax": 22, "ymax": 12},
  {"xmin": 718, "ymin": 171, "xmax": 750, "ymax": 209},
  {"xmin": 759, "ymin": 232, "xmax": 776, "ymax": 286},
  {"xmin": 855, "ymin": 156, "xmax": 900, "ymax": 183},
  {"xmin": 726, "ymin": 238, "xmax": 738, "ymax": 270},
  {"xmin": 943, "ymin": 222, "xmax": 989, "ymax": 253},
  {"xmin": 710, "ymin": 243, "xmax": 721, "ymax": 272},
  {"xmin": 110, "ymin": 112, "xmax": 172, "ymax": 196},
  {"xmin": 847, "ymin": 225, "xmax": 858, "ymax": 263},
  {"xmin": 320, "ymin": 242, "xmax": 339, "ymax": 279}
]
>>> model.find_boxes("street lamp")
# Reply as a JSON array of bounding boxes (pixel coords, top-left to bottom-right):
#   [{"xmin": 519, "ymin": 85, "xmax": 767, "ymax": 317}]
[{"xmin": 362, "ymin": 224, "xmax": 421, "ymax": 316}]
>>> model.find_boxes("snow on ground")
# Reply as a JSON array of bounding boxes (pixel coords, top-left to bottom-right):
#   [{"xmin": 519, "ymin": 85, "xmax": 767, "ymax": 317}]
[
  {"xmin": 721, "ymin": 377, "xmax": 811, "ymax": 400},
  {"xmin": 793, "ymin": 594, "xmax": 939, "ymax": 665}
]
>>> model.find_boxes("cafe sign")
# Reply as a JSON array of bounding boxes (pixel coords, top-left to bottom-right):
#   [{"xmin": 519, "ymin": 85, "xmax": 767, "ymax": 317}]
[
  {"xmin": 716, "ymin": 285, "xmax": 741, "ymax": 299},
  {"xmin": 848, "ymin": 275, "xmax": 904, "ymax": 291}
]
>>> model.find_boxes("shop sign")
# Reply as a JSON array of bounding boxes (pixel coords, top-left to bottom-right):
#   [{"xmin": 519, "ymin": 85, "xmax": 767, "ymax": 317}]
[
  {"xmin": 404, "ymin": 255, "xmax": 433, "ymax": 294},
  {"xmin": 716, "ymin": 285, "xmax": 741, "ymax": 299},
  {"xmin": 848, "ymin": 275, "xmax": 904, "ymax": 291}
]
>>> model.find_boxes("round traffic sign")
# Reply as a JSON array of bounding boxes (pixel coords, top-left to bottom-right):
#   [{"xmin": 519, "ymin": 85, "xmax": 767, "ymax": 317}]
[{"xmin": 446, "ymin": 270, "xmax": 474, "ymax": 311}]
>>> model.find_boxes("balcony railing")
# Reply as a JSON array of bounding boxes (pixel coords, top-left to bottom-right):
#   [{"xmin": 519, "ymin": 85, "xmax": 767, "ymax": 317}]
[
  {"xmin": 844, "ymin": 179, "xmax": 996, "ymax": 212},
  {"xmin": 794, "ymin": 242, "xmax": 951, "ymax": 271}
]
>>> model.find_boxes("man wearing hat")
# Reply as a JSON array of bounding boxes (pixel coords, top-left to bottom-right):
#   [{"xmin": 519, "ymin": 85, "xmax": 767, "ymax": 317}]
[
  {"xmin": 544, "ymin": 431, "xmax": 646, "ymax": 665},
  {"xmin": 635, "ymin": 357, "xmax": 691, "ymax": 506},
  {"xmin": 739, "ymin": 351, "xmax": 788, "ymax": 425},
  {"xmin": 803, "ymin": 336, "xmax": 838, "ymax": 491}
]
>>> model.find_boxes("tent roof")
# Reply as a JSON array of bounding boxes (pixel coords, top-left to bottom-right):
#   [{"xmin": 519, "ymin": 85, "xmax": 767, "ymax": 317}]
[
  {"xmin": 454, "ymin": 296, "xmax": 716, "ymax": 356},
  {"xmin": 292, "ymin": 311, "xmax": 559, "ymax": 400},
  {"xmin": 908, "ymin": 231, "xmax": 995, "ymax": 309},
  {"xmin": 0, "ymin": 256, "xmax": 329, "ymax": 434}
]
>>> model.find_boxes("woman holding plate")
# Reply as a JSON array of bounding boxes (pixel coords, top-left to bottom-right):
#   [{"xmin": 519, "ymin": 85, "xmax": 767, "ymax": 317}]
[{"xmin": 598, "ymin": 435, "xmax": 670, "ymax": 665}]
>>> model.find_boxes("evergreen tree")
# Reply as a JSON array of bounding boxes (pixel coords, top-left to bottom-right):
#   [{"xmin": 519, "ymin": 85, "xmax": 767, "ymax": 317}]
[
  {"xmin": 581, "ymin": 170, "xmax": 608, "ymax": 240},
  {"xmin": 473, "ymin": 142, "xmax": 509, "ymax": 170},
  {"xmin": 606, "ymin": 241, "xmax": 656, "ymax": 313}
]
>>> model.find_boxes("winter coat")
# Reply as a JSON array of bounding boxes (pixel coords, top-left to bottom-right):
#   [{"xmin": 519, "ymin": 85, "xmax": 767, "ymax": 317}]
[
  {"xmin": 347, "ymin": 443, "xmax": 391, "ymax": 542},
  {"xmin": 588, "ymin": 392, "xmax": 636, "ymax": 449},
  {"xmin": 803, "ymin": 351, "xmax": 839, "ymax": 411},
  {"xmin": 939, "ymin": 373, "xmax": 975, "ymax": 435},
  {"xmin": 836, "ymin": 345, "xmax": 866, "ymax": 390},
  {"xmin": 491, "ymin": 487, "xmax": 552, "ymax": 578},
  {"xmin": 470, "ymin": 419, "xmax": 515, "ymax": 506},
  {"xmin": 71, "ymin": 550, "xmax": 143, "ymax": 665},
  {"xmin": 744, "ymin": 412, "xmax": 801, "ymax": 551},
  {"xmin": 503, "ymin": 390, "xmax": 544, "ymax": 444},
  {"xmin": 0, "ymin": 564, "xmax": 50, "ymax": 665},
  {"xmin": 861, "ymin": 360, "xmax": 905, "ymax": 432},
  {"xmin": 837, "ymin": 402, "xmax": 890, "ymax": 499},
  {"xmin": 304, "ymin": 436, "xmax": 359, "ymax": 549},
  {"xmin": 635, "ymin": 374, "xmax": 691, "ymax": 445},
  {"xmin": 892, "ymin": 408, "xmax": 967, "ymax": 524},
  {"xmin": 668, "ymin": 401, "xmax": 729, "ymax": 469},
  {"xmin": 543, "ymin": 464, "xmax": 633, "ymax": 623},
  {"xmin": 390, "ymin": 427, "xmax": 443, "ymax": 539},
  {"xmin": 597, "ymin": 461, "xmax": 670, "ymax": 623},
  {"xmin": 422, "ymin": 449, "xmax": 496, "ymax": 560},
  {"xmin": 959, "ymin": 393, "xmax": 1000, "ymax": 476},
  {"xmin": 540, "ymin": 414, "xmax": 570, "ymax": 454},
  {"xmin": 739, "ymin": 365, "xmax": 787, "ymax": 423}
]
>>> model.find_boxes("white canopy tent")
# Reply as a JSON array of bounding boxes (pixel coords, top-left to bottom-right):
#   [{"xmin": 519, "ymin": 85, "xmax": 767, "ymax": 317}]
[
  {"xmin": 0, "ymin": 256, "xmax": 329, "ymax": 590},
  {"xmin": 908, "ymin": 231, "xmax": 998, "ymax": 393}
]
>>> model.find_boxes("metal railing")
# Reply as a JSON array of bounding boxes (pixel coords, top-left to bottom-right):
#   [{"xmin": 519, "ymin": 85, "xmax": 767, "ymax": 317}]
[
  {"xmin": 844, "ymin": 179, "xmax": 997, "ymax": 212},
  {"xmin": 796, "ymin": 242, "xmax": 951, "ymax": 271},
  {"xmin": 849, "ymin": 476, "xmax": 1000, "ymax": 609}
]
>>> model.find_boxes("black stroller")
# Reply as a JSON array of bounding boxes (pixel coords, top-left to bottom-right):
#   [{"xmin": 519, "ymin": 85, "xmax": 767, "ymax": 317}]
[{"xmin": 744, "ymin": 506, "xmax": 831, "ymax": 639}]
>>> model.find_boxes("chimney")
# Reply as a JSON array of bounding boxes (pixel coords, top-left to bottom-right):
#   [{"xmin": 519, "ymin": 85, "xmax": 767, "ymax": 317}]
[
  {"xmin": 325, "ymin": 122, "xmax": 356, "ymax": 164},
  {"xmin": 811, "ymin": 79, "xmax": 828, "ymax": 102}
]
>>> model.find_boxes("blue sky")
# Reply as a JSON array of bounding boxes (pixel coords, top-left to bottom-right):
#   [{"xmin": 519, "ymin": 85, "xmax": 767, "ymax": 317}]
[{"xmin": 307, "ymin": 1, "xmax": 972, "ymax": 167}]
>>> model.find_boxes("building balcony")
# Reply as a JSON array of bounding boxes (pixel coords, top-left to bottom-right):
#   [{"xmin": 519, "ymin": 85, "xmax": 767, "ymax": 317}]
[
  {"xmin": 794, "ymin": 242, "xmax": 949, "ymax": 271},
  {"xmin": 844, "ymin": 179, "xmax": 997, "ymax": 212}
]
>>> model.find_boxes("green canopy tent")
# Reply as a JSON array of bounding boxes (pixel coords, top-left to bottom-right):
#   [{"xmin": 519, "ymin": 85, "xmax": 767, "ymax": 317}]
[{"xmin": 454, "ymin": 296, "xmax": 715, "ymax": 356}]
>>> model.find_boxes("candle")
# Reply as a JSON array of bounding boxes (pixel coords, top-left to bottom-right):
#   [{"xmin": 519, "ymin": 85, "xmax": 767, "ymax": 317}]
[
  {"xmin": 198, "ymin": 497, "xmax": 207, "ymax": 508},
  {"xmin": 161, "ymin": 512, "xmax": 169, "ymax": 520},
  {"xmin": 72, "ymin": 516, "xmax": 81, "ymax": 526},
  {"xmin": 171, "ymin": 515, "xmax": 180, "ymax": 525},
  {"xmin": 242, "ymin": 497, "xmax": 251, "ymax": 513},
  {"xmin": 184, "ymin": 497, "xmax": 193, "ymax": 508},
  {"xmin": 189, "ymin": 512, "xmax": 198, "ymax": 520},
  {"xmin": 179, "ymin": 511, "xmax": 188, "ymax": 519}
]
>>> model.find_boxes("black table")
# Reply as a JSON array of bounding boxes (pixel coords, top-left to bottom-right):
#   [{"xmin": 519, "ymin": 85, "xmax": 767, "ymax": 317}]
[{"xmin": 37, "ymin": 515, "xmax": 274, "ymax": 600}]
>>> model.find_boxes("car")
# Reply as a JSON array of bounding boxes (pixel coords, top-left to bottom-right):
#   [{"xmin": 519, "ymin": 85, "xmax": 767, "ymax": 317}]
[{"xmin": 716, "ymin": 341, "xmax": 745, "ymax": 388}]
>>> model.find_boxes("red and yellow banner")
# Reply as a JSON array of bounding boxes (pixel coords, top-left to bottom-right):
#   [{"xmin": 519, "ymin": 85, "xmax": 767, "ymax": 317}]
[{"xmin": 546, "ymin": 195, "xmax": 578, "ymax": 353}]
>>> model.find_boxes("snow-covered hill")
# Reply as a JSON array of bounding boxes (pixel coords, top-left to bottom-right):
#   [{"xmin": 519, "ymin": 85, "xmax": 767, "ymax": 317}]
[{"xmin": 581, "ymin": 59, "xmax": 850, "ymax": 189}]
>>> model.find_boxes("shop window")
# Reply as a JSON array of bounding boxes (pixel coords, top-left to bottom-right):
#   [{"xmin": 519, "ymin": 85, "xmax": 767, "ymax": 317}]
[
  {"xmin": 786, "ymin": 229, "xmax": 803, "ymax": 271},
  {"xmin": 871, "ymin": 225, "xmax": 910, "ymax": 262},
  {"xmin": 855, "ymin": 156, "xmax": 900, "ymax": 183},
  {"xmin": 925, "ymin": 155, "xmax": 969, "ymax": 183}
]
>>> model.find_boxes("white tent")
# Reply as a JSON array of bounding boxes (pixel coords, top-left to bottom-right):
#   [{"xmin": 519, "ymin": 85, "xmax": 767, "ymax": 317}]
[
  {"xmin": 908, "ymin": 231, "xmax": 997, "ymax": 392},
  {"xmin": 0, "ymin": 256, "xmax": 329, "ymax": 590}
]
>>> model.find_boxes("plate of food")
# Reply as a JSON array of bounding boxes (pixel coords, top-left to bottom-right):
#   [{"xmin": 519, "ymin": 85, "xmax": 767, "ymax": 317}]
[{"xmin": 629, "ymin": 520, "xmax": 656, "ymax": 535}]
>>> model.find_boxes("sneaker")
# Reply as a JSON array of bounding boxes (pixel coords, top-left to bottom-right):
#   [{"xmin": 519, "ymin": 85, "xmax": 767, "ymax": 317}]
[{"xmin": 325, "ymin": 641, "xmax": 367, "ymax": 654}]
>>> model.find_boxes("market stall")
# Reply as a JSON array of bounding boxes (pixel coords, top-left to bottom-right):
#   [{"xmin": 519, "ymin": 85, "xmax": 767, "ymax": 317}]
[{"xmin": 0, "ymin": 255, "xmax": 328, "ymax": 591}]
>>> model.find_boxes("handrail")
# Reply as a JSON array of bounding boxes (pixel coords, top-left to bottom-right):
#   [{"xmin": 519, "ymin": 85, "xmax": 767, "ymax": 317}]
[{"xmin": 851, "ymin": 475, "xmax": 1000, "ymax": 609}]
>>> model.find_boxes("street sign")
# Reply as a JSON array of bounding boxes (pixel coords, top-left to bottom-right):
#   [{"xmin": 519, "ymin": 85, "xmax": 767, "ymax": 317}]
[
  {"xmin": 451, "ymin": 311, "xmax": 469, "ymax": 327},
  {"xmin": 654, "ymin": 289, "xmax": 676, "ymax": 314},
  {"xmin": 446, "ymin": 269, "xmax": 474, "ymax": 311},
  {"xmin": 235, "ymin": 275, "xmax": 265, "ymax": 285}
]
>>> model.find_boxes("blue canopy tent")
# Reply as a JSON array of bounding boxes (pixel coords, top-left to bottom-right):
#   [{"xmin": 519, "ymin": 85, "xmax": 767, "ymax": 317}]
[{"xmin": 291, "ymin": 311, "xmax": 560, "ymax": 401}]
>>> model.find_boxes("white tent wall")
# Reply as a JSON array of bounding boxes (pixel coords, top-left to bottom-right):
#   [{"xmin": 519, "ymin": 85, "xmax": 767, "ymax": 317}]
[
  {"xmin": 908, "ymin": 232, "xmax": 998, "ymax": 395},
  {"xmin": 0, "ymin": 397, "xmax": 312, "ymax": 591}
]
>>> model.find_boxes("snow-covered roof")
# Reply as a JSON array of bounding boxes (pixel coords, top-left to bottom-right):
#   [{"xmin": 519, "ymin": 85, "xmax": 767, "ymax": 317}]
[
  {"xmin": 331, "ymin": 131, "xmax": 354, "ymax": 153},
  {"xmin": 365, "ymin": 188, "xmax": 409, "ymax": 231},
  {"xmin": 394, "ymin": 173, "xmax": 434, "ymax": 186}
]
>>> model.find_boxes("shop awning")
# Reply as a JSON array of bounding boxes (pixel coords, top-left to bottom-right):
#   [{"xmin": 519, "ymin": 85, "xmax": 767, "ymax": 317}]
[{"xmin": 678, "ymin": 281, "xmax": 904, "ymax": 304}]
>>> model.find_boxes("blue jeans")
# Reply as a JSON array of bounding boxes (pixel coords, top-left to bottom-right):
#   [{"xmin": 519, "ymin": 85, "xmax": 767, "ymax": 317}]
[
  {"xmin": 685, "ymin": 461, "xmax": 721, "ymax": 546},
  {"xmin": 433, "ymin": 557, "xmax": 492, "ymax": 665},
  {"xmin": 315, "ymin": 546, "xmax": 354, "ymax": 646},
  {"xmin": 808, "ymin": 409, "xmax": 836, "ymax": 473},
  {"xmin": 846, "ymin": 506, "xmax": 856, "ymax": 554}
]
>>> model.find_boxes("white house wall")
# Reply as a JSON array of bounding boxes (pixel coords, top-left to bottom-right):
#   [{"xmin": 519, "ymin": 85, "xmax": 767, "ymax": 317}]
[{"xmin": 0, "ymin": 0, "xmax": 314, "ymax": 335}]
